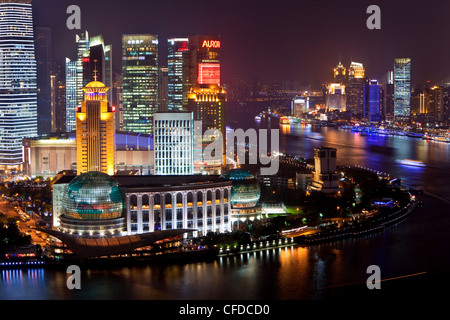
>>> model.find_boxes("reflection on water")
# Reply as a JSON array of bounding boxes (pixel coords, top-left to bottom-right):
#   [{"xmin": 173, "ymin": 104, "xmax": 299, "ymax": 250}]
[
  {"xmin": 2, "ymin": 115, "xmax": 450, "ymax": 300},
  {"xmin": 277, "ymin": 121, "xmax": 450, "ymax": 203}
]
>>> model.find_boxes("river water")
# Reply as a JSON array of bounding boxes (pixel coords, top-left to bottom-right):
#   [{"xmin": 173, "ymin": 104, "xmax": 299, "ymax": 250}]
[{"xmin": 1, "ymin": 113, "xmax": 450, "ymax": 300}]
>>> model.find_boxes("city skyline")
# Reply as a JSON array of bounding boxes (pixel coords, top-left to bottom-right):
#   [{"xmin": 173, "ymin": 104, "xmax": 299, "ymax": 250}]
[{"xmin": 31, "ymin": 0, "xmax": 450, "ymax": 86}]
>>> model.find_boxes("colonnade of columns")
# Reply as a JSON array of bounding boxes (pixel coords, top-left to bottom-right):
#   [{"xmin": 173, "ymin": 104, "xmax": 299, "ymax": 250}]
[{"xmin": 125, "ymin": 186, "xmax": 232, "ymax": 237}]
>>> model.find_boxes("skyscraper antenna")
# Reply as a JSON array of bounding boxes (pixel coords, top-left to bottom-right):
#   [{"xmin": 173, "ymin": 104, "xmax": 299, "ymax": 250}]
[{"xmin": 93, "ymin": 59, "xmax": 98, "ymax": 81}]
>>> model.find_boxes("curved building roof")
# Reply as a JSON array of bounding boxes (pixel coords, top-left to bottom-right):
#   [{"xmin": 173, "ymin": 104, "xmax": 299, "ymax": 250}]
[
  {"xmin": 63, "ymin": 172, "xmax": 123, "ymax": 220},
  {"xmin": 36, "ymin": 228, "xmax": 191, "ymax": 258},
  {"xmin": 221, "ymin": 169, "xmax": 254, "ymax": 180}
]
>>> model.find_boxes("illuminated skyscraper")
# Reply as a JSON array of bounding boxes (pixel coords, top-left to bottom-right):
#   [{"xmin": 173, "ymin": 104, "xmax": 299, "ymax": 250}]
[
  {"xmin": 154, "ymin": 112, "xmax": 194, "ymax": 175},
  {"xmin": 76, "ymin": 31, "xmax": 89, "ymax": 109},
  {"xmin": 333, "ymin": 61, "xmax": 347, "ymax": 85},
  {"xmin": 0, "ymin": 0, "xmax": 38, "ymax": 168},
  {"xmin": 394, "ymin": 58, "xmax": 411, "ymax": 122},
  {"xmin": 167, "ymin": 38, "xmax": 188, "ymax": 111},
  {"xmin": 346, "ymin": 61, "xmax": 365, "ymax": 117},
  {"xmin": 363, "ymin": 79, "xmax": 381, "ymax": 122},
  {"xmin": 122, "ymin": 34, "xmax": 159, "ymax": 134},
  {"xmin": 326, "ymin": 83, "xmax": 346, "ymax": 111},
  {"xmin": 76, "ymin": 80, "xmax": 115, "ymax": 175},
  {"xmin": 187, "ymin": 84, "xmax": 226, "ymax": 174},
  {"xmin": 65, "ymin": 58, "xmax": 77, "ymax": 132},
  {"xmin": 82, "ymin": 35, "xmax": 112, "ymax": 102},
  {"xmin": 65, "ymin": 31, "xmax": 89, "ymax": 132},
  {"xmin": 183, "ymin": 35, "xmax": 221, "ymax": 107}
]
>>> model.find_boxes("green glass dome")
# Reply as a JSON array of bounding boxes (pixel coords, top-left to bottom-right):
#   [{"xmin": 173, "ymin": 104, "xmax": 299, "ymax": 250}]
[
  {"xmin": 63, "ymin": 171, "xmax": 123, "ymax": 220},
  {"xmin": 222, "ymin": 169, "xmax": 261, "ymax": 208},
  {"xmin": 221, "ymin": 169, "xmax": 254, "ymax": 180}
]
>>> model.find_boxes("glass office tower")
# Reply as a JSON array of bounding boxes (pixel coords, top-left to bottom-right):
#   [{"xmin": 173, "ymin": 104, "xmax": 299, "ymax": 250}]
[
  {"xmin": 347, "ymin": 61, "xmax": 365, "ymax": 117},
  {"xmin": 167, "ymin": 38, "xmax": 188, "ymax": 111},
  {"xmin": 82, "ymin": 35, "xmax": 113, "ymax": 102},
  {"xmin": 0, "ymin": 0, "xmax": 38, "ymax": 168},
  {"xmin": 65, "ymin": 58, "xmax": 77, "ymax": 132},
  {"xmin": 65, "ymin": 31, "xmax": 89, "ymax": 133},
  {"xmin": 363, "ymin": 79, "xmax": 381, "ymax": 122},
  {"xmin": 153, "ymin": 112, "xmax": 194, "ymax": 175},
  {"xmin": 76, "ymin": 31, "xmax": 89, "ymax": 111},
  {"xmin": 122, "ymin": 34, "xmax": 159, "ymax": 134},
  {"xmin": 394, "ymin": 58, "xmax": 412, "ymax": 122}
]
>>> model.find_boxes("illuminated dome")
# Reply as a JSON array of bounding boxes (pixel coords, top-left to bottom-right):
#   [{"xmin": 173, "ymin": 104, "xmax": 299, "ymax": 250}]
[
  {"xmin": 63, "ymin": 171, "xmax": 123, "ymax": 220},
  {"xmin": 85, "ymin": 80, "xmax": 106, "ymax": 88},
  {"xmin": 221, "ymin": 169, "xmax": 254, "ymax": 181},
  {"xmin": 222, "ymin": 169, "xmax": 261, "ymax": 208}
]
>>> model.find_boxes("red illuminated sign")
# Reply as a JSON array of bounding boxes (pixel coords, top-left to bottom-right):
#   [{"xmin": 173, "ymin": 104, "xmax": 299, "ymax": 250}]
[
  {"xmin": 202, "ymin": 40, "xmax": 220, "ymax": 49},
  {"xmin": 82, "ymin": 57, "xmax": 90, "ymax": 63},
  {"xmin": 178, "ymin": 41, "xmax": 189, "ymax": 52},
  {"xmin": 198, "ymin": 63, "xmax": 220, "ymax": 85}
]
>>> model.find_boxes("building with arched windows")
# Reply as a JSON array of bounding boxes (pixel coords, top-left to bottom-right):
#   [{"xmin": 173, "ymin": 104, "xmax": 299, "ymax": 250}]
[{"xmin": 53, "ymin": 172, "xmax": 233, "ymax": 238}]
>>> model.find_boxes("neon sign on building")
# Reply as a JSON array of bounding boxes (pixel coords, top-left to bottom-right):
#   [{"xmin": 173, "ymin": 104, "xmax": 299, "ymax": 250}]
[
  {"xmin": 198, "ymin": 63, "xmax": 220, "ymax": 85},
  {"xmin": 202, "ymin": 40, "xmax": 220, "ymax": 48}
]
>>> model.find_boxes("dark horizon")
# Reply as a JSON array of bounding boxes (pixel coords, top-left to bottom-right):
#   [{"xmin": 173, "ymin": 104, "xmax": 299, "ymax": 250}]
[{"xmin": 33, "ymin": 0, "xmax": 450, "ymax": 86}]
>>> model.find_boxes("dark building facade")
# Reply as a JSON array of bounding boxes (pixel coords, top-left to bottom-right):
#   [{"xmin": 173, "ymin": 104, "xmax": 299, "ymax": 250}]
[{"xmin": 35, "ymin": 27, "xmax": 52, "ymax": 135}]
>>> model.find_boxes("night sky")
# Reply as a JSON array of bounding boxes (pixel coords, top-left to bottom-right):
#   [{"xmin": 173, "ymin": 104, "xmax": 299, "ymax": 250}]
[{"xmin": 33, "ymin": 0, "xmax": 450, "ymax": 86}]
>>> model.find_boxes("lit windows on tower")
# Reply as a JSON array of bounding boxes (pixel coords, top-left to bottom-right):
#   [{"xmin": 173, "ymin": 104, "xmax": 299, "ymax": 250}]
[
  {"xmin": 0, "ymin": 0, "xmax": 38, "ymax": 168},
  {"xmin": 363, "ymin": 79, "xmax": 382, "ymax": 122},
  {"xmin": 153, "ymin": 112, "xmax": 194, "ymax": 175},
  {"xmin": 394, "ymin": 58, "xmax": 412, "ymax": 123},
  {"xmin": 168, "ymin": 38, "xmax": 188, "ymax": 112},
  {"xmin": 122, "ymin": 34, "xmax": 159, "ymax": 134},
  {"xmin": 76, "ymin": 81, "xmax": 115, "ymax": 176}
]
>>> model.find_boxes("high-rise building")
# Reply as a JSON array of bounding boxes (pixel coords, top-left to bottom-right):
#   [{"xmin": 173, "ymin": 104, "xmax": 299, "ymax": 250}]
[
  {"xmin": 381, "ymin": 71, "xmax": 394, "ymax": 120},
  {"xmin": 35, "ymin": 27, "xmax": 52, "ymax": 136},
  {"xmin": 76, "ymin": 31, "xmax": 89, "ymax": 110},
  {"xmin": 76, "ymin": 80, "xmax": 115, "ymax": 175},
  {"xmin": 363, "ymin": 79, "xmax": 381, "ymax": 122},
  {"xmin": 50, "ymin": 63, "xmax": 66, "ymax": 133},
  {"xmin": 158, "ymin": 67, "xmax": 168, "ymax": 112},
  {"xmin": 82, "ymin": 35, "xmax": 112, "ymax": 102},
  {"xmin": 428, "ymin": 86, "xmax": 444, "ymax": 122},
  {"xmin": 187, "ymin": 84, "xmax": 226, "ymax": 174},
  {"xmin": 65, "ymin": 31, "xmax": 90, "ymax": 133},
  {"xmin": 182, "ymin": 35, "xmax": 221, "ymax": 108},
  {"xmin": 113, "ymin": 72, "xmax": 123, "ymax": 131},
  {"xmin": 0, "ymin": 0, "xmax": 38, "ymax": 169},
  {"xmin": 325, "ymin": 83, "xmax": 346, "ymax": 111},
  {"xmin": 333, "ymin": 61, "xmax": 347, "ymax": 85},
  {"xmin": 394, "ymin": 58, "xmax": 412, "ymax": 123},
  {"xmin": 346, "ymin": 62, "xmax": 365, "ymax": 117},
  {"xmin": 153, "ymin": 112, "xmax": 194, "ymax": 175},
  {"xmin": 167, "ymin": 38, "xmax": 188, "ymax": 111},
  {"xmin": 65, "ymin": 58, "xmax": 77, "ymax": 132},
  {"xmin": 122, "ymin": 34, "xmax": 159, "ymax": 134}
]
